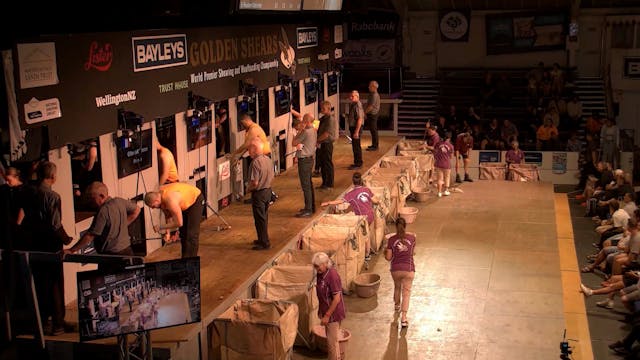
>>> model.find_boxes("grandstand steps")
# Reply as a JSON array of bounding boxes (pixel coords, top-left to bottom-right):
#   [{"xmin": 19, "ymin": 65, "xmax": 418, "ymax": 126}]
[
  {"xmin": 573, "ymin": 77, "xmax": 608, "ymax": 147},
  {"xmin": 398, "ymin": 79, "xmax": 439, "ymax": 138},
  {"xmin": 574, "ymin": 77, "xmax": 607, "ymax": 117}
]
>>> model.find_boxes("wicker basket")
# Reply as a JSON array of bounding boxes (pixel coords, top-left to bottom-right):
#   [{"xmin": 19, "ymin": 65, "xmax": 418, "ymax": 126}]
[
  {"xmin": 312, "ymin": 325, "xmax": 352, "ymax": 358},
  {"xmin": 398, "ymin": 207, "xmax": 419, "ymax": 223},
  {"xmin": 353, "ymin": 273, "xmax": 381, "ymax": 298},
  {"xmin": 411, "ymin": 187, "xmax": 430, "ymax": 202}
]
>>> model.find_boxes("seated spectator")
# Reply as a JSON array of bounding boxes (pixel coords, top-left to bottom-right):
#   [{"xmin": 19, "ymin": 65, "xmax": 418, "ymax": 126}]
[
  {"xmin": 544, "ymin": 107, "xmax": 560, "ymax": 128},
  {"xmin": 582, "ymin": 224, "xmax": 631, "ymax": 274},
  {"xmin": 436, "ymin": 116, "xmax": 449, "ymax": 139},
  {"xmin": 500, "ymin": 119, "xmax": 519, "ymax": 145},
  {"xmin": 466, "ymin": 106, "xmax": 480, "ymax": 126},
  {"xmin": 566, "ymin": 132, "xmax": 583, "ymax": 152},
  {"xmin": 567, "ymin": 95, "xmax": 583, "ymax": 131},
  {"xmin": 594, "ymin": 200, "xmax": 630, "ymax": 248},
  {"xmin": 528, "ymin": 62, "xmax": 545, "ymax": 87},
  {"xmin": 505, "ymin": 141, "xmax": 525, "ymax": 165},
  {"xmin": 550, "ymin": 63, "xmax": 565, "ymax": 96},
  {"xmin": 536, "ymin": 118, "xmax": 558, "ymax": 151},
  {"xmin": 481, "ymin": 118, "xmax": 504, "ymax": 150}
]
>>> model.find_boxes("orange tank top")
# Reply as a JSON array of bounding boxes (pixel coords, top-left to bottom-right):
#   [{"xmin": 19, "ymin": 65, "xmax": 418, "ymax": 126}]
[{"xmin": 160, "ymin": 148, "xmax": 179, "ymax": 183}]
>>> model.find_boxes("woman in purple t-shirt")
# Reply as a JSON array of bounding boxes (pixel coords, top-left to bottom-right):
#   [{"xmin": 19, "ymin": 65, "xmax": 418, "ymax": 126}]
[
  {"xmin": 385, "ymin": 218, "xmax": 416, "ymax": 328},
  {"xmin": 313, "ymin": 252, "xmax": 346, "ymax": 360},
  {"xmin": 505, "ymin": 141, "xmax": 525, "ymax": 165},
  {"xmin": 322, "ymin": 172, "xmax": 378, "ymax": 259}
]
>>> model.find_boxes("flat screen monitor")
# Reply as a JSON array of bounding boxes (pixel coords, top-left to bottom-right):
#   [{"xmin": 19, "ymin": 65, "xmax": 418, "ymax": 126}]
[
  {"xmin": 258, "ymin": 89, "xmax": 270, "ymax": 134},
  {"xmin": 187, "ymin": 111, "xmax": 212, "ymax": 151},
  {"xmin": 274, "ymin": 87, "xmax": 291, "ymax": 117},
  {"xmin": 305, "ymin": 81, "xmax": 318, "ymax": 105},
  {"xmin": 116, "ymin": 129, "xmax": 152, "ymax": 179},
  {"xmin": 77, "ymin": 257, "xmax": 201, "ymax": 342},
  {"xmin": 327, "ymin": 73, "xmax": 338, "ymax": 96},
  {"xmin": 238, "ymin": 0, "xmax": 301, "ymax": 11},
  {"xmin": 236, "ymin": 96, "xmax": 257, "ymax": 131},
  {"xmin": 302, "ymin": 0, "xmax": 342, "ymax": 10}
]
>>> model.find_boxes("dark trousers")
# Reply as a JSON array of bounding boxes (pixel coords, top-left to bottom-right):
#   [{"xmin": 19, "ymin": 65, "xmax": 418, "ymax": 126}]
[
  {"xmin": 32, "ymin": 261, "xmax": 65, "ymax": 330},
  {"xmin": 180, "ymin": 193, "xmax": 204, "ymax": 258},
  {"xmin": 622, "ymin": 322, "xmax": 640, "ymax": 349},
  {"xmin": 350, "ymin": 126, "xmax": 362, "ymax": 166},
  {"xmin": 367, "ymin": 113, "xmax": 379, "ymax": 148},
  {"xmin": 318, "ymin": 142, "xmax": 334, "ymax": 187},
  {"xmin": 314, "ymin": 148, "xmax": 321, "ymax": 172},
  {"xmin": 252, "ymin": 188, "xmax": 271, "ymax": 247},
  {"xmin": 297, "ymin": 157, "xmax": 315, "ymax": 212}
]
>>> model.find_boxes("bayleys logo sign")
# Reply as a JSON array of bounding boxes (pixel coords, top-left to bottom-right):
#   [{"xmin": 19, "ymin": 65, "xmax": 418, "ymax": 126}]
[
  {"xmin": 84, "ymin": 41, "xmax": 113, "ymax": 71},
  {"xmin": 132, "ymin": 34, "xmax": 188, "ymax": 72},
  {"xmin": 296, "ymin": 27, "xmax": 318, "ymax": 49}
]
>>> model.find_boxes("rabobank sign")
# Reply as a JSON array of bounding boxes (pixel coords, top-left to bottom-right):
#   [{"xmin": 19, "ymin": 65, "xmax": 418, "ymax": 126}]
[{"xmin": 132, "ymin": 34, "xmax": 188, "ymax": 72}]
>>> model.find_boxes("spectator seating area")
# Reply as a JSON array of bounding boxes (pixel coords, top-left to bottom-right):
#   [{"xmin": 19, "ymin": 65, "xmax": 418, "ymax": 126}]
[{"xmin": 435, "ymin": 65, "xmax": 584, "ymax": 152}]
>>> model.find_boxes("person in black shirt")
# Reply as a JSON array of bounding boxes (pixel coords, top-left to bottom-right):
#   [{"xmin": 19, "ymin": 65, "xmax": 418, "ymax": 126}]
[
  {"xmin": 316, "ymin": 101, "xmax": 336, "ymax": 190},
  {"xmin": 20, "ymin": 161, "xmax": 73, "ymax": 336}
]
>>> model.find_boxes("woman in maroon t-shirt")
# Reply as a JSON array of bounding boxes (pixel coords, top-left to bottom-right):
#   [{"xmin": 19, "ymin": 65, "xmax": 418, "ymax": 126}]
[
  {"xmin": 313, "ymin": 252, "xmax": 346, "ymax": 360},
  {"xmin": 385, "ymin": 218, "xmax": 416, "ymax": 328}
]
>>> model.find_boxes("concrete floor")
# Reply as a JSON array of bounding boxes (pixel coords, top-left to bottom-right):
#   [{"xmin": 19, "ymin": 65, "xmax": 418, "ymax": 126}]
[{"xmin": 293, "ymin": 180, "xmax": 565, "ymax": 360}]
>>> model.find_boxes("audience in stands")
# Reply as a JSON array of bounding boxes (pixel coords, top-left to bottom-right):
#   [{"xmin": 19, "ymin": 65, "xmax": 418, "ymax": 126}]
[
  {"xmin": 536, "ymin": 117, "xmax": 559, "ymax": 151},
  {"xmin": 481, "ymin": 118, "xmax": 504, "ymax": 150}
]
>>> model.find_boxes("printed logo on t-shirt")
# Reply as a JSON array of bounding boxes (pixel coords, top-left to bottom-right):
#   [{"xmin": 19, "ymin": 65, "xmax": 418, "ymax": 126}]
[
  {"xmin": 394, "ymin": 240, "xmax": 409, "ymax": 253},
  {"xmin": 357, "ymin": 193, "xmax": 371, "ymax": 204}
]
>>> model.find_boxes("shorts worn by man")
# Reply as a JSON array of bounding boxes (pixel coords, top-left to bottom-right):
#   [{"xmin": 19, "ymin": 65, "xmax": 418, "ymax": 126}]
[{"xmin": 145, "ymin": 182, "xmax": 203, "ymax": 258}]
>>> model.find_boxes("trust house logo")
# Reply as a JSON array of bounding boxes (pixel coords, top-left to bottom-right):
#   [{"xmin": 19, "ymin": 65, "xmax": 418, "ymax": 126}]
[
  {"xmin": 84, "ymin": 41, "xmax": 113, "ymax": 71},
  {"xmin": 132, "ymin": 34, "xmax": 188, "ymax": 72}
]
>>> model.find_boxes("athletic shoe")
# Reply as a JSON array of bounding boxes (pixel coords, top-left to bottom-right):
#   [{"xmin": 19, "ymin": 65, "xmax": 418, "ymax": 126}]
[
  {"xmin": 455, "ymin": 174, "xmax": 462, "ymax": 183},
  {"xmin": 580, "ymin": 283, "xmax": 593, "ymax": 296},
  {"xmin": 596, "ymin": 299, "xmax": 614, "ymax": 309},
  {"xmin": 443, "ymin": 190, "xmax": 451, "ymax": 196},
  {"xmin": 437, "ymin": 192, "xmax": 442, "ymax": 197},
  {"xmin": 464, "ymin": 174, "xmax": 474, "ymax": 182}
]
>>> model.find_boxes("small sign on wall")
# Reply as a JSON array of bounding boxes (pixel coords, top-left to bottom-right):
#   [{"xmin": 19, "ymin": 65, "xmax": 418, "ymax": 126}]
[
  {"xmin": 623, "ymin": 57, "xmax": 640, "ymax": 78},
  {"xmin": 552, "ymin": 152, "xmax": 567, "ymax": 174}
]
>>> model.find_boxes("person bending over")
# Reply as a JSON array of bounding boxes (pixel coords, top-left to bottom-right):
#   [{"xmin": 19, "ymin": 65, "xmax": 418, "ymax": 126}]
[{"xmin": 145, "ymin": 182, "xmax": 203, "ymax": 258}]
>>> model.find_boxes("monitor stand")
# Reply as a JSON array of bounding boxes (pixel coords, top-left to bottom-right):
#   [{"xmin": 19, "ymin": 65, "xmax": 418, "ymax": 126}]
[{"xmin": 118, "ymin": 330, "xmax": 152, "ymax": 360}]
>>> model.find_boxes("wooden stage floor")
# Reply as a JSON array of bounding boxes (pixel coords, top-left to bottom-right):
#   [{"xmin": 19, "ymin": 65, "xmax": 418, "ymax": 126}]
[
  {"xmin": 145, "ymin": 135, "xmax": 398, "ymax": 319},
  {"xmin": 49, "ymin": 135, "xmax": 591, "ymax": 360}
]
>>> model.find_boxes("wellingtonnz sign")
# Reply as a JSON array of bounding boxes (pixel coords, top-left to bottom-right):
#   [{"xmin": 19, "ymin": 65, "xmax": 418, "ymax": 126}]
[{"xmin": 11, "ymin": 23, "xmax": 342, "ymax": 148}]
